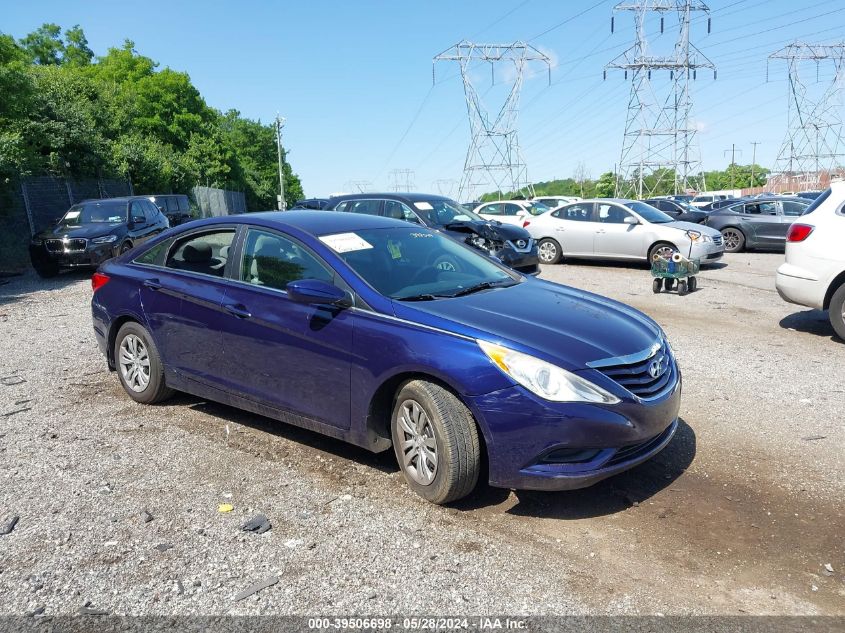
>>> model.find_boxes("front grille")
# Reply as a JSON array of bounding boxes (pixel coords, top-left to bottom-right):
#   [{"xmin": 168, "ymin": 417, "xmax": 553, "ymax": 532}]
[
  {"xmin": 506, "ymin": 238, "xmax": 534, "ymax": 253},
  {"xmin": 590, "ymin": 339, "xmax": 676, "ymax": 400},
  {"xmin": 45, "ymin": 238, "xmax": 87, "ymax": 253}
]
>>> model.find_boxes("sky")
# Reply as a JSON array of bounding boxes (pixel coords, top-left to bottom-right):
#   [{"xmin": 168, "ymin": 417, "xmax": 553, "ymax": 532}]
[{"xmin": 5, "ymin": 0, "xmax": 845, "ymax": 199}]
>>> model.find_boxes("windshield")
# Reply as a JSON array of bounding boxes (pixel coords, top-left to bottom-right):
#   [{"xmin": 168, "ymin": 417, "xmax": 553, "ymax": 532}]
[
  {"xmin": 321, "ymin": 226, "xmax": 519, "ymax": 300},
  {"xmin": 59, "ymin": 201, "xmax": 127, "ymax": 226},
  {"xmin": 628, "ymin": 201, "xmax": 675, "ymax": 224},
  {"xmin": 415, "ymin": 199, "xmax": 485, "ymax": 227}
]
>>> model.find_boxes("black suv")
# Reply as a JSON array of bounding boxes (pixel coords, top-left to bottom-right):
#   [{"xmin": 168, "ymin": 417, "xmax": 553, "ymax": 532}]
[
  {"xmin": 149, "ymin": 194, "xmax": 193, "ymax": 226},
  {"xmin": 326, "ymin": 193, "xmax": 540, "ymax": 274},
  {"xmin": 29, "ymin": 196, "xmax": 170, "ymax": 278}
]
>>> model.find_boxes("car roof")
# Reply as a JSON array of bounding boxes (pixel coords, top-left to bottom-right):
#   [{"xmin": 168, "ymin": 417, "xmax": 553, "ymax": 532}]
[
  {"xmin": 210, "ymin": 210, "xmax": 412, "ymax": 236},
  {"xmin": 329, "ymin": 192, "xmax": 455, "ymax": 203},
  {"xmin": 77, "ymin": 196, "xmax": 150, "ymax": 204}
]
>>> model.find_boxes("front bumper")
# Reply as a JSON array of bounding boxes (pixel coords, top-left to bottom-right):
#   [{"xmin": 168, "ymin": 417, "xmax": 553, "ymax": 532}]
[
  {"xmin": 29, "ymin": 243, "xmax": 118, "ymax": 269},
  {"xmin": 689, "ymin": 241, "xmax": 723, "ymax": 262},
  {"xmin": 776, "ymin": 263, "xmax": 824, "ymax": 310},
  {"xmin": 496, "ymin": 246, "xmax": 540, "ymax": 275},
  {"xmin": 466, "ymin": 374, "xmax": 682, "ymax": 491}
]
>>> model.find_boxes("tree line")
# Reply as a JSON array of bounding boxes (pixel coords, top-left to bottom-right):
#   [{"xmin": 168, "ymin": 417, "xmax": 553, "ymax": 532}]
[
  {"xmin": 0, "ymin": 24, "xmax": 303, "ymax": 210},
  {"xmin": 480, "ymin": 163, "xmax": 770, "ymax": 202}
]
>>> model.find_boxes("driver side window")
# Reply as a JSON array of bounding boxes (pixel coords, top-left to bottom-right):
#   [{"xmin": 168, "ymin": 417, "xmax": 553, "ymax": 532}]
[
  {"xmin": 596, "ymin": 204, "xmax": 632, "ymax": 224},
  {"xmin": 240, "ymin": 229, "xmax": 332, "ymax": 291},
  {"xmin": 130, "ymin": 202, "xmax": 147, "ymax": 225}
]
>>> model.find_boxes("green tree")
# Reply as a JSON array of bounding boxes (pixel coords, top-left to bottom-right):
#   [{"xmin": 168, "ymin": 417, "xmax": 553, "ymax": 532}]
[
  {"xmin": 64, "ymin": 25, "xmax": 94, "ymax": 67},
  {"xmin": 19, "ymin": 23, "xmax": 65, "ymax": 65},
  {"xmin": 594, "ymin": 172, "xmax": 616, "ymax": 198}
]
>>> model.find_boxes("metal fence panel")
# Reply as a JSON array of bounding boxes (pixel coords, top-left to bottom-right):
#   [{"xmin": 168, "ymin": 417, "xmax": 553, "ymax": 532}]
[{"xmin": 192, "ymin": 186, "xmax": 246, "ymax": 217}]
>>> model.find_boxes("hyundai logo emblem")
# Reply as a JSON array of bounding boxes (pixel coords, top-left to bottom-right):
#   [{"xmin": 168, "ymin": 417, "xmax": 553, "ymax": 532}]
[
  {"xmin": 516, "ymin": 240, "xmax": 527, "ymax": 249},
  {"xmin": 648, "ymin": 358, "xmax": 664, "ymax": 378}
]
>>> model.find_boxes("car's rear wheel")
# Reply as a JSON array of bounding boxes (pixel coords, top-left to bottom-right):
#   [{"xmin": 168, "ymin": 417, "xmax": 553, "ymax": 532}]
[
  {"xmin": 720, "ymin": 228, "xmax": 745, "ymax": 253},
  {"xmin": 829, "ymin": 283, "xmax": 845, "ymax": 341},
  {"xmin": 537, "ymin": 238, "xmax": 562, "ymax": 264},
  {"xmin": 391, "ymin": 380, "xmax": 480, "ymax": 505},
  {"xmin": 114, "ymin": 322, "xmax": 174, "ymax": 404}
]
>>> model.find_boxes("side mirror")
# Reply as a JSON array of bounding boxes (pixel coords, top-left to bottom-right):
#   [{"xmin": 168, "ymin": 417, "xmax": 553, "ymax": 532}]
[
  {"xmin": 623, "ymin": 216, "xmax": 639, "ymax": 225},
  {"xmin": 286, "ymin": 279, "xmax": 351, "ymax": 308},
  {"xmin": 131, "ymin": 215, "xmax": 145, "ymax": 225}
]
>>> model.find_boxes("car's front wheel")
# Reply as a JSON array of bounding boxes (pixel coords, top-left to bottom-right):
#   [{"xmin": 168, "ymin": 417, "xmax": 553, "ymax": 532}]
[
  {"xmin": 391, "ymin": 380, "xmax": 480, "ymax": 504},
  {"xmin": 720, "ymin": 228, "xmax": 745, "ymax": 253},
  {"xmin": 537, "ymin": 238, "xmax": 562, "ymax": 264},
  {"xmin": 829, "ymin": 283, "xmax": 845, "ymax": 341},
  {"xmin": 114, "ymin": 322, "xmax": 174, "ymax": 404}
]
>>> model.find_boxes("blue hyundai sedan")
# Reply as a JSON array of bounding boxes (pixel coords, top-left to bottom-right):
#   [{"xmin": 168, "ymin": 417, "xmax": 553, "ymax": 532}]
[{"xmin": 91, "ymin": 211, "xmax": 680, "ymax": 504}]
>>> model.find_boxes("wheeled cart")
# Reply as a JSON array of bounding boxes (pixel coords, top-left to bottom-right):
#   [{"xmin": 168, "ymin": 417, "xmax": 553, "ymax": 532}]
[{"xmin": 651, "ymin": 257, "xmax": 700, "ymax": 296}]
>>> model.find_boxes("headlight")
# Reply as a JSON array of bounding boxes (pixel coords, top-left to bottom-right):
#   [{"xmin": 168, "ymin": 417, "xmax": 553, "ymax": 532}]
[
  {"xmin": 685, "ymin": 230, "xmax": 711, "ymax": 243},
  {"xmin": 91, "ymin": 235, "xmax": 118, "ymax": 244},
  {"xmin": 477, "ymin": 340, "xmax": 620, "ymax": 404}
]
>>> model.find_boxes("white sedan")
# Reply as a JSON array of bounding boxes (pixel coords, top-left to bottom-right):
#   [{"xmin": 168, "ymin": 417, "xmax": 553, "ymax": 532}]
[
  {"xmin": 525, "ymin": 199, "xmax": 724, "ymax": 264},
  {"xmin": 474, "ymin": 200, "xmax": 551, "ymax": 226}
]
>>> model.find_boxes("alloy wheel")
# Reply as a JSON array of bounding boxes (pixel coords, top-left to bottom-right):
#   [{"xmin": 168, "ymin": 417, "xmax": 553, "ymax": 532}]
[
  {"xmin": 722, "ymin": 229, "xmax": 742, "ymax": 251},
  {"xmin": 538, "ymin": 241, "xmax": 557, "ymax": 263},
  {"xmin": 119, "ymin": 334, "xmax": 151, "ymax": 393},
  {"xmin": 397, "ymin": 399, "xmax": 438, "ymax": 486},
  {"xmin": 654, "ymin": 245, "xmax": 676, "ymax": 260}
]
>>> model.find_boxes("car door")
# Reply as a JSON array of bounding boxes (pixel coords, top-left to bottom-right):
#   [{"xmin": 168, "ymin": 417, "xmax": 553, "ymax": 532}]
[
  {"xmin": 142, "ymin": 200, "xmax": 166, "ymax": 241},
  {"xmin": 593, "ymin": 203, "xmax": 644, "ymax": 259},
  {"xmin": 737, "ymin": 201, "xmax": 781, "ymax": 246},
  {"xmin": 139, "ymin": 227, "xmax": 238, "ymax": 382},
  {"xmin": 128, "ymin": 200, "xmax": 158, "ymax": 244},
  {"xmin": 498, "ymin": 203, "xmax": 527, "ymax": 226},
  {"xmin": 218, "ymin": 227, "xmax": 354, "ymax": 430},
  {"xmin": 549, "ymin": 203, "xmax": 596, "ymax": 256}
]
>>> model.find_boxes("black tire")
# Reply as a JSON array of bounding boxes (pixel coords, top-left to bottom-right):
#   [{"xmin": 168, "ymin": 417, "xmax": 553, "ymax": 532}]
[
  {"xmin": 648, "ymin": 242, "xmax": 677, "ymax": 262},
  {"xmin": 665, "ymin": 278, "xmax": 676, "ymax": 291},
  {"xmin": 688, "ymin": 276, "xmax": 698, "ymax": 292},
  {"xmin": 720, "ymin": 227, "xmax": 745, "ymax": 253},
  {"xmin": 391, "ymin": 380, "xmax": 481, "ymax": 505},
  {"xmin": 678, "ymin": 280, "xmax": 688, "ymax": 296},
  {"xmin": 537, "ymin": 238, "xmax": 562, "ymax": 265},
  {"xmin": 32, "ymin": 259, "xmax": 59, "ymax": 278},
  {"xmin": 652, "ymin": 278, "xmax": 662, "ymax": 293},
  {"xmin": 120, "ymin": 241, "xmax": 133, "ymax": 255},
  {"xmin": 829, "ymin": 283, "xmax": 845, "ymax": 341},
  {"xmin": 114, "ymin": 322, "xmax": 174, "ymax": 404}
]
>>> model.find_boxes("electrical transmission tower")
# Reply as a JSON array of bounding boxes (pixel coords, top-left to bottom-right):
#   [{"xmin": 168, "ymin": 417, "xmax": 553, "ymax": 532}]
[
  {"xmin": 434, "ymin": 178, "xmax": 459, "ymax": 199},
  {"xmin": 434, "ymin": 41, "xmax": 551, "ymax": 202},
  {"xmin": 605, "ymin": 1, "xmax": 715, "ymax": 199},
  {"xmin": 389, "ymin": 169, "xmax": 416, "ymax": 192},
  {"xmin": 768, "ymin": 42, "xmax": 845, "ymax": 191}
]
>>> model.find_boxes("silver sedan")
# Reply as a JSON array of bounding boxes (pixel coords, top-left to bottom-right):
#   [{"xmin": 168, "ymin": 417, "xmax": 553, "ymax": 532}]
[{"xmin": 525, "ymin": 199, "xmax": 724, "ymax": 265}]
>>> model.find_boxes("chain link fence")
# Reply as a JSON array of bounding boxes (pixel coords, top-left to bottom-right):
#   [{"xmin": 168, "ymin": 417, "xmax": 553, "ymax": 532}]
[{"xmin": 192, "ymin": 186, "xmax": 246, "ymax": 217}]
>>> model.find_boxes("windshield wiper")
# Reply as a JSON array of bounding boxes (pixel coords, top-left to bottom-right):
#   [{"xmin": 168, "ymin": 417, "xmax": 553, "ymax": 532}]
[
  {"xmin": 449, "ymin": 280, "xmax": 515, "ymax": 298},
  {"xmin": 397, "ymin": 293, "xmax": 445, "ymax": 301}
]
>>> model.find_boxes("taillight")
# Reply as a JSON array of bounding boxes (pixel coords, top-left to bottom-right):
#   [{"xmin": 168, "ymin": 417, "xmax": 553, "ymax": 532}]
[
  {"xmin": 522, "ymin": 220, "xmax": 531, "ymax": 228},
  {"xmin": 787, "ymin": 224, "xmax": 814, "ymax": 242},
  {"xmin": 91, "ymin": 272, "xmax": 110, "ymax": 292}
]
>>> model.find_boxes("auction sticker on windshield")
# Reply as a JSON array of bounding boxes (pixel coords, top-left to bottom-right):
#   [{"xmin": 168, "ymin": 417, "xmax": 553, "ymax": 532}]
[
  {"xmin": 414, "ymin": 201, "xmax": 434, "ymax": 210},
  {"xmin": 65, "ymin": 211, "xmax": 80, "ymax": 220},
  {"xmin": 319, "ymin": 232, "xmax": 373, "ymax": 253}
]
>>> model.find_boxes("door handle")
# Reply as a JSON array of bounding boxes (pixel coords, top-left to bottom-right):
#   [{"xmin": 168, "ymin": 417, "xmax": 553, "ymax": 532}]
[
  {"xmin": 596, "ymin": 229, "xmax": 606, "ymax": 234},
  {"xmin": 223, "ymin": 303, "xmax": 252, "ymax": 319},
  {"xmin": 142, "ymin": 279, "xmax": 162, "ymax": 291}
]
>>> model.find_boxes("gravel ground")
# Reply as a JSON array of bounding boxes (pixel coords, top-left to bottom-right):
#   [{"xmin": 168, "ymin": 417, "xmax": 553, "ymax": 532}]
[{"xmin": 0, "ymin": 253, "xmax": 842, "ymax": 617}]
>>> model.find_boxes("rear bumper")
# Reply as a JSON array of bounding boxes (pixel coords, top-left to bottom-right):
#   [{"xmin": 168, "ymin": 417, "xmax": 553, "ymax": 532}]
[{"xmin": 776, "ymin": 263, "xmax": 824, "ymax": 309}]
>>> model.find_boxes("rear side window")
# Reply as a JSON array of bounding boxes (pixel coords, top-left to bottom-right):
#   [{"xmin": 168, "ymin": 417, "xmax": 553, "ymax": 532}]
[
  {"xmin": 801, "ymin": 188, "xmax": 831, "ymax": 216},
  {"xmin": 177, "ymin": 196, "xmax": 190, "ymax": 213},
  {"xmin": 552, "ymin": 203, "xmax": 593, "ymax": 221},
  {"xmin": 166, "ymin": 230, "xmax": 236, "ymax": 278},
  {"xmin": 782, "ymin": 201, "xmax": 809, "ymax": 217},
  {"xmin": 134, "ymin": 240, "xmax": 170, "ymax": 266},
  {"xmin": 349, "ymin": 200, "xmax": 381, "ymax": 215}
]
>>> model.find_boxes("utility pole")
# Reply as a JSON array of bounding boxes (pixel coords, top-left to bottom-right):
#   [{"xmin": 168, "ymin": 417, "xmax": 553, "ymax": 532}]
[
  {"xmin": 605, "ymin": 1, "xmax": 716, "ymax": 198},
  {"xmin": 723, "ymin": 144, "xmax": 742, "ymax": 190},
  {"xmin": 434, "ymin": 41, "xmax": 551, "ymax": 201},
  {"xmin": 769, "ymin": 42, "xmax": 845, "ymax": 191},
  {"xmin": 750, "ymin": 141, "xmax": 761, "ymax": 188},
  {"xmin": 275, "ymin": 114, "xmax": 286, "ymax": 210}
]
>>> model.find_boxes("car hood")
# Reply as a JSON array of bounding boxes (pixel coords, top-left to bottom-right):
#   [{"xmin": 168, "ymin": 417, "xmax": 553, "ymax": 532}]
[
  {"xmin": 441, "ymin": 220, "xmax": 530, "ymax": 242},
  {"xmin": 665, "ymin": 220, "xmax": 721, "ymax": 238},
  {"xmin": 393, "ymin": 278, "xmax": 662, "ymax": 371},
  {"xmin": 35, "ymin": 224, "xmax": 122, "ymax": 240}
]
